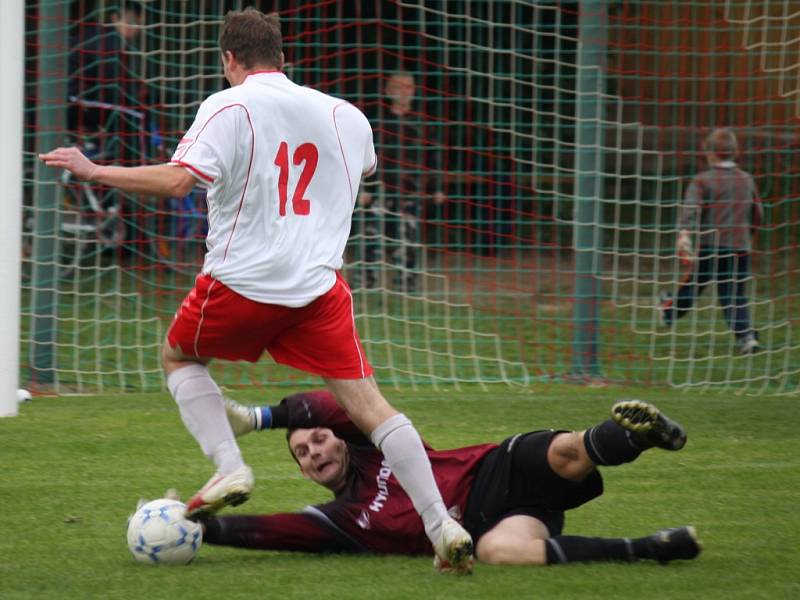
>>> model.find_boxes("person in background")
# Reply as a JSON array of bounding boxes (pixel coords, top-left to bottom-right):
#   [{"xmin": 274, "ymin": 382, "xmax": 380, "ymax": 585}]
[
  {"xmin": 659, "ymin": 128, "xmax": 763, "ymax": 354},
  {"xmin": 356, "ymin": 71, "xmax": 446, "ymax": 292},
  {"xmin": 68, "ymin": 2, "xmax": 146, "ymax": 139}
]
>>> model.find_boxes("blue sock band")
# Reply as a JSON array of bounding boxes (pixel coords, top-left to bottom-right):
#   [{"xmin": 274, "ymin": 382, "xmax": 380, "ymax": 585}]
[{"xmin": 258, "ymin": 407, "xmax": 272, "ymax": 430}]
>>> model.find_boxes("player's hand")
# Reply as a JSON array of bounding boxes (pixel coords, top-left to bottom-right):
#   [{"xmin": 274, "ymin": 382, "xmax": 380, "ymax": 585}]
[
  {"xmin": 38, "ymin": 146, "xmax": 99, "ymax": 181},
  {"xmin": 676, "ymin": 229, "xmax": 696, "ymax": 262}
]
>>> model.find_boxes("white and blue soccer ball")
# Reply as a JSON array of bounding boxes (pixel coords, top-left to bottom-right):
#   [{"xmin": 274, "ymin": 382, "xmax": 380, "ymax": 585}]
[{"xmin": 126, "ymin": 498, "xmax": 203, "ymax": 565}]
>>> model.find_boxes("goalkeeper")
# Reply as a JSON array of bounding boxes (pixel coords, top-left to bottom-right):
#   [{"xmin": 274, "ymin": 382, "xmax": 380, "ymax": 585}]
[
  {"xmin": 202, "ymin": 391, "xmax": 701, "ymax": 568},
  {"xmin": 659, "ymin": 128, "xmax": 763, "ymax": 354}
]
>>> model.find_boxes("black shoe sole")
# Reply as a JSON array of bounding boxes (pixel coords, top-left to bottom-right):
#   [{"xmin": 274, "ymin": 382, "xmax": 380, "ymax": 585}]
[
  {"xmin": 612, "ymin": 400, "xmax": 687, "ymax": 451},
  {"xmin": 185, "ymin": 490, "xmax": 250, "ymax": 523}
]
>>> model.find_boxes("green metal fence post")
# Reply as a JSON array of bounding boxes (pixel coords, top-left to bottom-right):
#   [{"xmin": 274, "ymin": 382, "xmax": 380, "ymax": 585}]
[
  {"xmin": 30, "ymin": 0, "xmax": 68, "ymax": 385},
  {"xmin": 571, "ymin": 1, "xmax": 606, "ymax": 379}
]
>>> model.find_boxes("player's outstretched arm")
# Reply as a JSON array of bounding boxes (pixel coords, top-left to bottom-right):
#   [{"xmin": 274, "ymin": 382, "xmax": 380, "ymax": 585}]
[
  {"xmin": 39, "ymin": 146, "xmax": 195, "ymax": 197},
  {"xmin": 224, "ymin": 391, "xmax": 368, "ymax": 443},
  {"xmin": 205, "ymin": 512, "xmax": 361, "ymax": 553}
]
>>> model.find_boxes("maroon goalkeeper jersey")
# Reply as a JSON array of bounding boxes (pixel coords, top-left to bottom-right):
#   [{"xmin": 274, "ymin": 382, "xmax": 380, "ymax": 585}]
[{"xmin": 208, "ymin": 390, "xmax": 496, "ymax": 555}]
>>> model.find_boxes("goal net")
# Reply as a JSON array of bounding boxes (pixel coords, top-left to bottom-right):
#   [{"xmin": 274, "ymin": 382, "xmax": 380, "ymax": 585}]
[
  {"xmin": 599, "ymin": 1, "xmax": 800, "ymax": 395},
  {"xmin": 20, "ymin": 1, "xmax": 800, "ymax": 395}
]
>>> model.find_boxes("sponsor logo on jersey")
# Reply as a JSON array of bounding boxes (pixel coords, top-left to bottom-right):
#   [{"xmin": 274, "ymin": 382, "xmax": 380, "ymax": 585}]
[
  {"xmin": 368, "ymin": 459, "xmax": 392, "ymax": 513},
  {"xmin": 356, "ymin": 510, "xmax": 371, "ymax": 530}
]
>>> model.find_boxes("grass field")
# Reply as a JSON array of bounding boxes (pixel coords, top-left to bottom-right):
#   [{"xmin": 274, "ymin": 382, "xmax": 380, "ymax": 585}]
[{"xmin": 1, "ymin": 385, "xmax": 798, "ymax": 599}]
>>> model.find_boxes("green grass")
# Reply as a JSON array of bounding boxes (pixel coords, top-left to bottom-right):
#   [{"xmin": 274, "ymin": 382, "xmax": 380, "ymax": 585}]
[{"xmin": 1, "ymin": 385, "xmax": 798, "ymax": 599}]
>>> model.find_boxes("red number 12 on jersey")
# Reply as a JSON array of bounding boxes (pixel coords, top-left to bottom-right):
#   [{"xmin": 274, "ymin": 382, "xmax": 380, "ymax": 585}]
[{"xmin": 274, "ymin": 141, "xmax": 318, "ymax": 216}]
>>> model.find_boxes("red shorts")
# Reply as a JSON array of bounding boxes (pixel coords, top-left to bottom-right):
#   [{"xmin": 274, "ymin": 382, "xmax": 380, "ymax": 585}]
[{"xmin": 167, "ymin": 272, "xmax": 373, "ymax": 379}]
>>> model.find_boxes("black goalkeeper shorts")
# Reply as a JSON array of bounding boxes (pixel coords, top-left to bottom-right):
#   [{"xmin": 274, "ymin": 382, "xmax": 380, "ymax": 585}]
[{"xmin": 463, "ymin": 430, "xmax": 604, "ymax": 543}]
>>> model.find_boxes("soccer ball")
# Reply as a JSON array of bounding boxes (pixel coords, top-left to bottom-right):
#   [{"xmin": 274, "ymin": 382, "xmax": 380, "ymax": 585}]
[{"xmin": 127, "ymin": 498, "xmax": 203, "ymax": 565}]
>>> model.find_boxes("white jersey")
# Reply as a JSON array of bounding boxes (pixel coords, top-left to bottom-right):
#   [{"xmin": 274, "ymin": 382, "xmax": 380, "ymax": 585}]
[{"xmin": 170, "ymin": 71, "xmax": 377, "ymax": 307}]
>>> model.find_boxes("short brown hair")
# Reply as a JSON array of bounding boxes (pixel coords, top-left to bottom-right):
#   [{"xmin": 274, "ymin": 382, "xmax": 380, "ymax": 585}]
[
  {"xmin": 219, "ymin": 8, "xmax": 282, "ymax": 69},
  {"xmin": 286, "ymin": 429, "xmax": 300, "ymax": 464},
  {"xmin": 703, "ymin": 128, "xmax": 738, "ymax": 160}
]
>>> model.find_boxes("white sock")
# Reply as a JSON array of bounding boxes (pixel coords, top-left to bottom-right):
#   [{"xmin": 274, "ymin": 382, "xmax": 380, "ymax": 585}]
[
  {"xmin": 166, "ymin": 364, "xmax": 244, "ymax": 475},
  {"xmin": 370, "ymin": 414, "xmax": 449, "ymax": 543}
]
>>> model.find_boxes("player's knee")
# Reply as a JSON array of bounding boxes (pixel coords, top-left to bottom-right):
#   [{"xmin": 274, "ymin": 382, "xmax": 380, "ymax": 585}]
[
  {"xmin": 548, "ymin": 432, "xmax": 592, "ymax": 481},
  {"xmin": 476, "ymin": 516, "xmax": 549, "ymax": 565},
  {"xmin": 548, "ymin": 431, "xmax": 582, "ymax": 463},
  {"xmin": 160, "ymin": 340, "xmax": 207, "ymax": 374}
]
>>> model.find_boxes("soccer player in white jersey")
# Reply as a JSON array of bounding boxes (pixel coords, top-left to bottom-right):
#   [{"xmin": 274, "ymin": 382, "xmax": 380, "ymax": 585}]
[{"xmin": 40, "ymin": 7, "xmax": 474, "ymax": 573}]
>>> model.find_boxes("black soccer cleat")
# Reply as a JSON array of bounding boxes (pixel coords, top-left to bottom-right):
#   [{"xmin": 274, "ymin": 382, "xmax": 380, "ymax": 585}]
[
  {"xmin": 611, "ymin": 400, "xmax": 687, "ymax": 451},
  {"xmin": 645, "ymin": 526, "xmax": 702, "ymax": 564}
]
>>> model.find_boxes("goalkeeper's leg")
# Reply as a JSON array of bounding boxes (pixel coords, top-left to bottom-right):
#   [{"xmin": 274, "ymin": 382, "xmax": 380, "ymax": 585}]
[
  {"xmin": 545, "ymin": 526, "xmax": 701, "ymax": 565},
  {"xmin": 475, "ymin": 516, "xmax": 700, "ymax": 565},
  {"xmin": 581, "ymin": 400, "xmax": 687, "ymax": 468}
]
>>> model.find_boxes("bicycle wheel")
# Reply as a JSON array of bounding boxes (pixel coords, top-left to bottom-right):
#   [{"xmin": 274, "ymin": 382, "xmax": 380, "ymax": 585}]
[
  {"xmin": 148, "ymin": 191, "xmax": 208, "ymax": 275},
  {"xmin": 58, "ymin": 177, "xmax": 90, "ymax": 278},
  {"xmin": 59, "ymin": 172, "xmax": 126, "ymax": 278}
]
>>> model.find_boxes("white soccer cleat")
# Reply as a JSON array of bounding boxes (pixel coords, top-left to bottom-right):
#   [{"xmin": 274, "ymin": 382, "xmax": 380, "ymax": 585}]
[
  {"xmin": 223, "ymin": 396, "xmax": 260, "ymax": 437},
  {"xmin": 185, "ymin": 465, "xmax": 254, "ymax": 522},
  {"xmin": 432, "ymin": 518, "xmax": 475, "ymax": 575}
]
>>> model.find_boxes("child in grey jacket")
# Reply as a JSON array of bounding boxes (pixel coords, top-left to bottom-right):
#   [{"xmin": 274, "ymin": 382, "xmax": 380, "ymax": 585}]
[{"xmin": 660, "ymin": 128, "xmax": 764, "ymax": 354}]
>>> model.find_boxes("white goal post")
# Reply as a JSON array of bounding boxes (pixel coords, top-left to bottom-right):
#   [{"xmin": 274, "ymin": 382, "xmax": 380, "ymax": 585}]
[{"xmin": 0, "ymin": 0, "xmax": 24, "ymax": 417}]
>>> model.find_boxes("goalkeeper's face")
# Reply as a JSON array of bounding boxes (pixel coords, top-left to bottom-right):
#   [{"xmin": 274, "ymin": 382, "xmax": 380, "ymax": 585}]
[{"xmin": 289, "ymin": 427, "xmax": 349, "ymax": 493}]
